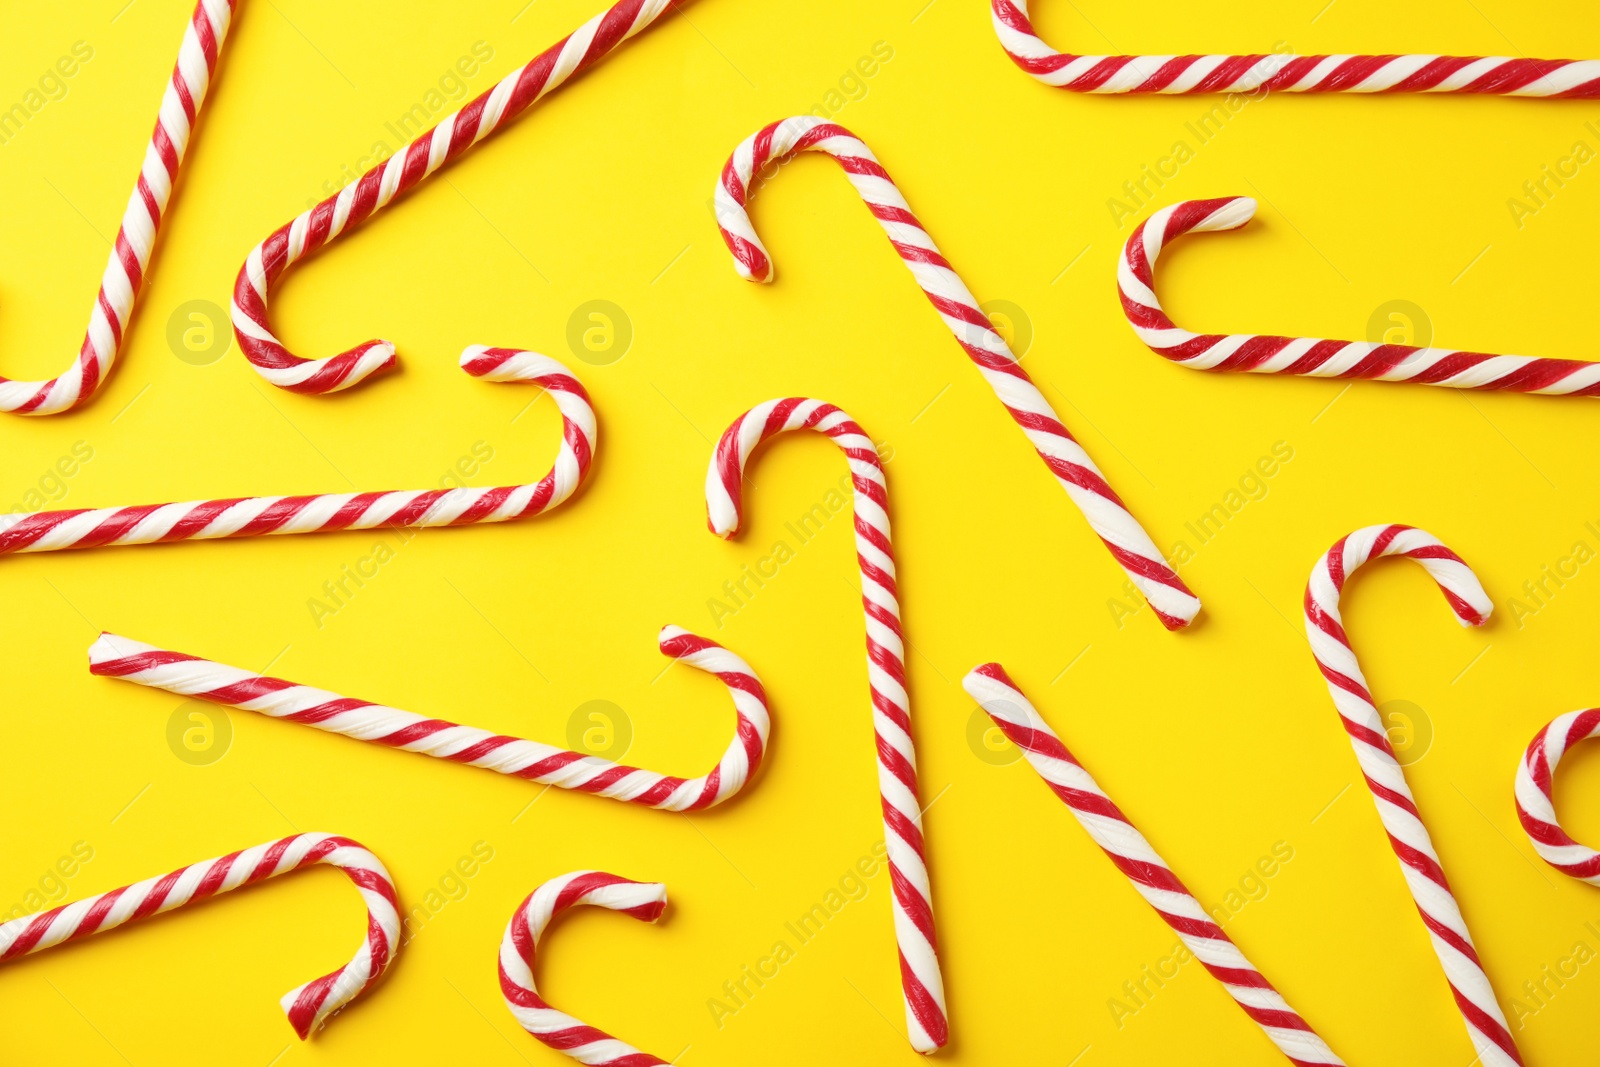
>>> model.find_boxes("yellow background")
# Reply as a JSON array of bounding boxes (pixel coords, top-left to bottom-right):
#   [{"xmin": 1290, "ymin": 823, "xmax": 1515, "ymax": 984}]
[{"xmin": 1, "ymin": 0, "xmax": 1598, "ymax": 1063}]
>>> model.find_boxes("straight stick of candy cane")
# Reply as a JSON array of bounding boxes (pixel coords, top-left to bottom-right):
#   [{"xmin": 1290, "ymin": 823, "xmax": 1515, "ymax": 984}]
[
  {"xmin": 90, "ymin": 627, "xmax": 768, "ymax": 811},
  {"xmin": 3, "ymin": 0, "xmax": 240, "ymax": 414},
  {"xmin": 500, "ymin": 871, "xmax": 671, "ymax": 1065},
  {"xmin": 992, "ymin": 0, "xmax": 1600, "ymax": 96},
  {"xmin": 963, "ymin": 664, "xmax": 1344, "ymax": 1066},
  {"xmin": 233, "ymin": 0, "xmax": 680, "ymax": 394},
  {"xmin": 714, "ymin": 117, "xmax": 1200, "ymax": 632},
  {"xmin": 0, "ymin": 348, "xmax": 592, "ymax": 556},
  {"xmin": 1120, "ymin": 198, "xmax": 1600, "ymax": 396},
  {"xmin": 1304, "ymin": 525, "xmax": 1520, "ymax": 1067},
  {"xmin": 1517, "ymin": 710, "xmax": 1600, "ymax": 885},
  {"xmin": 0, "ymin": 833, "xmax": 399, "ymax": 1037},
  {"xmin": 706, "ymin": 397, "xmax": 947, "ymax": 1051}
]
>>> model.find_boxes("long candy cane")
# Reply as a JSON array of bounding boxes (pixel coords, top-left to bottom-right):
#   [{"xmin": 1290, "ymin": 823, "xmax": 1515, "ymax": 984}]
[
  {"xmin": 963, "ymin": 665, "xmax": 1343, "ymax": 1066},
  {"xmin": 90, "ymin": 627, "xmax": 768, "ymax": 811},
  {"xmin": 992, "ymin": 0, "xmax": 1600, "ymax": 96},
  {"xmin": 1517, "ymin": 710, "xmax": 1600, "ymax": 885},
  {"xmin": 714, "ymin": 116, "xmax": 1201, "ymax": 631},
  {"xmin": 0, "ymin": 348, "xmax": 592, "ymax": 556},
  {"xmin": 232, "ymin": 0, "xmax": 680, "ymax": 394},
  {"xmin": 500, "ymin": 871, "xmax": 671, "ymax": 1065},
  {"xmin": 4, "ymin": 0, "xmax": 239, "ymax": 414},
  {"xmin": 0, "ymin": 833, "xmax": 398, "ymax": 1037},
  {"xmin": 1304, "ymin": 525, "xmax": 1519, "ymax": 1067},
  {"xmin": 1120, "ymin": 198, "xmax": 1600, "ymax": 396},
  {"xmin": 706, "ymin": 397, "xmax": 947, "ymax": 1051}
]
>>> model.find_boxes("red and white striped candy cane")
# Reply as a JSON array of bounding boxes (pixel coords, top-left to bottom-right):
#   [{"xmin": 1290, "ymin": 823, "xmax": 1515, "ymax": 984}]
[
  {"xmin": 0, "ymin": 833, "xmax": 399, "ymax": 1037},
  {"xmin": 1517, "ymin": 710, "xmax": 1600, "ymax": 885},
  {"xmin": 714, "ymin": 117, "xmax": 1200, "ymax": 632},
  {"xmin": 0, "ymin": 348, "xmax": 593, "ymax": 557},
  {"xmin": 706, "ymin": 397, "xmax": 947, "ymax": 1052},
  {"xmin": 992, "ymin": 0, "xmax": 1600, "ymax": 96},
  {"xmin": 1305, "ymin": 525, "xmax": 1520, "ymax": 1067},
  {"xmin": 963, "ymin": 664, "xmax": 1343, "ymax": 1066},
  {"xmin": 4, "ymin": 0, "xmax": 240, "ymax": 414},
  {"xmin": 232, "ymin": 0, "xmax": 680, "ymax": 394},
  {"xmin": 1120, "ymin": 197, "xmax": 1600, "ymax": 396},
  {"xmin": 90, "ymin": 627, "xmax": 768, "ymax": 811},
  {"xmin": 499, "ymin": 871, "xmax": 670, "ymax": 1065}
]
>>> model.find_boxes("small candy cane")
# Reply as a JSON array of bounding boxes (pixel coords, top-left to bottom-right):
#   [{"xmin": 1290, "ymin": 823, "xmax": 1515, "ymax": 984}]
[
  {"xmin": 992, "ymin": 0, "xmax": 1600, "ymax": 96},
  {"xmin": 500, "ymin": 871, "xmax": 670, "ymax": 1065},
  {"xmin": 0, "ymin": 348, "xmax": 592, "ymax": 557},
  {"xmin": 1120, "ymin": 197, "xmax": 1600, "ymax": 396},
  {"xmin": 1517, "ymin": 710, "xmax": 1600, "ymax": 885},
  {"xmin": 963, "ymin": 664, "xmax": 1343, "ymax": 1066},
  {"xmin": 3, "ymin": 0, "xmax": 240, "ymax": 414},
  {"xmin": 707, "ymin": 397, "xmax": 946, "ymax": 1052},
  {"xmin": 90, "ymin": 627, "xmax": 768, "ymax": 811},
  {"xmin": 0, "ymin": 833, "xmax": 398, "ymax": 1037},
  {"xmin": 1305, "ymin": 525, "xmax": 1520, "ymax": 1067},
  {"xmin": 715, "ymin": 116, "xmax": 1201, "ymax": 631},
  {"xmin": 233, "ymin": 0, "xmax": 680, "ymax": 393}
]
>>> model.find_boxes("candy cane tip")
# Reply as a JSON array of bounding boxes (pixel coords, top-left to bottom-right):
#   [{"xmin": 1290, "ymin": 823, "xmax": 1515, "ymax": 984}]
[
  {"xmin": 1209, "ymin": 196, "xmax": 1258, "ymax": 230},
  {"xmin": 87, "ymin": 632, "xmax": 137, "ymax": 668}
]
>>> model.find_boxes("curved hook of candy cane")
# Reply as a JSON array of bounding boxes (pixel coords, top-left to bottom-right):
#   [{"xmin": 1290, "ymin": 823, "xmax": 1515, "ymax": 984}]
[
  {"xmin": 0, "ymin": 0, "xmax": 239, "ymax": 415},
  {"xmin": 0, "ymin": 833, "xmax": 399, "ymax": 1038},
  {"xmin": 231, "ymin": 0, "xmax": 680, "ymax": 395},
  {"xmin": 991, "ymin": 0, "xmax": 1600, "ymax": 96},
  {"xmin": 1305, "ymin": 525, "xmax": 1521, "ymax": 1067},
  {"xmin": 89, "ymin": 626, "xmax": 770, "ymax": 811},
  {"xmin": 1120, "ymin": 197, "xmax": 1600, "ymax": 396},
  {"xmin": 500, "ymin": 871, "xmax": 670, "ymax": 1065},
  {"xmin": 0, "ymin": 348, "xmax": 593, "ymax": 557},
  {"xmin": 714, "ymin": 116, "xmax": 1201, "ymax": 633},
  {"xmin": 1516, "ymin": 709, "xmax": 1600, "ymax": 884},
  {"xmin": 962, "ymin": 664, "xmax": 1346, "ymax": 1066},
  {"xmin": 705, "ymin": 397, "xmax": 948, "ymax": 1053}
]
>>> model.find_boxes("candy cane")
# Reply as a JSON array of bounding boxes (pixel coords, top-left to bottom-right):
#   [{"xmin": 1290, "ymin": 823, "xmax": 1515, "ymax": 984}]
[
  {"xmin": 90, "ymin": 627, "xmax": 767, "ymax": 811},
  {"xmin": 963, "ymin": 664, "xmax": 1343, "ymax": 1066},
  {"xmin": 1305, "ymin": 525, "xmax": 1519, "ymax": 1067},
  {"xmin": 0, "ymin": 347, "xmax": 592, "ymax": 557},
  {"xmin": 992, "ymin": 0, "xmax": 1600, "ymax": 96},
  {"xmin": 714, "ymin": 117, "xmax": 1200, "ymax": 632},
  {"xmin": 233, "ymin": 0, "xmax": 679, "ymax": 393},
  {"xmin": 2, "ymin": 0, "xmax": 240, "ymax": 414},
  {"xmin": 707, "ymin": 397, "xmax": 947, "ymax": 1052},
  {"xmin": 1120, "ymin": 198, "xmax": 1600, "ymax": 396},
  {"xmin": 1517, "ymin": 710, "xmax": 1600, "ymax": 885},
  {"xmin": 500, "ymin": 871, "xmax": 670, "ymax": 1065},
  {"xmin": 0, "ymin": 833, "xmax": 398, "ymax": 1037}
]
